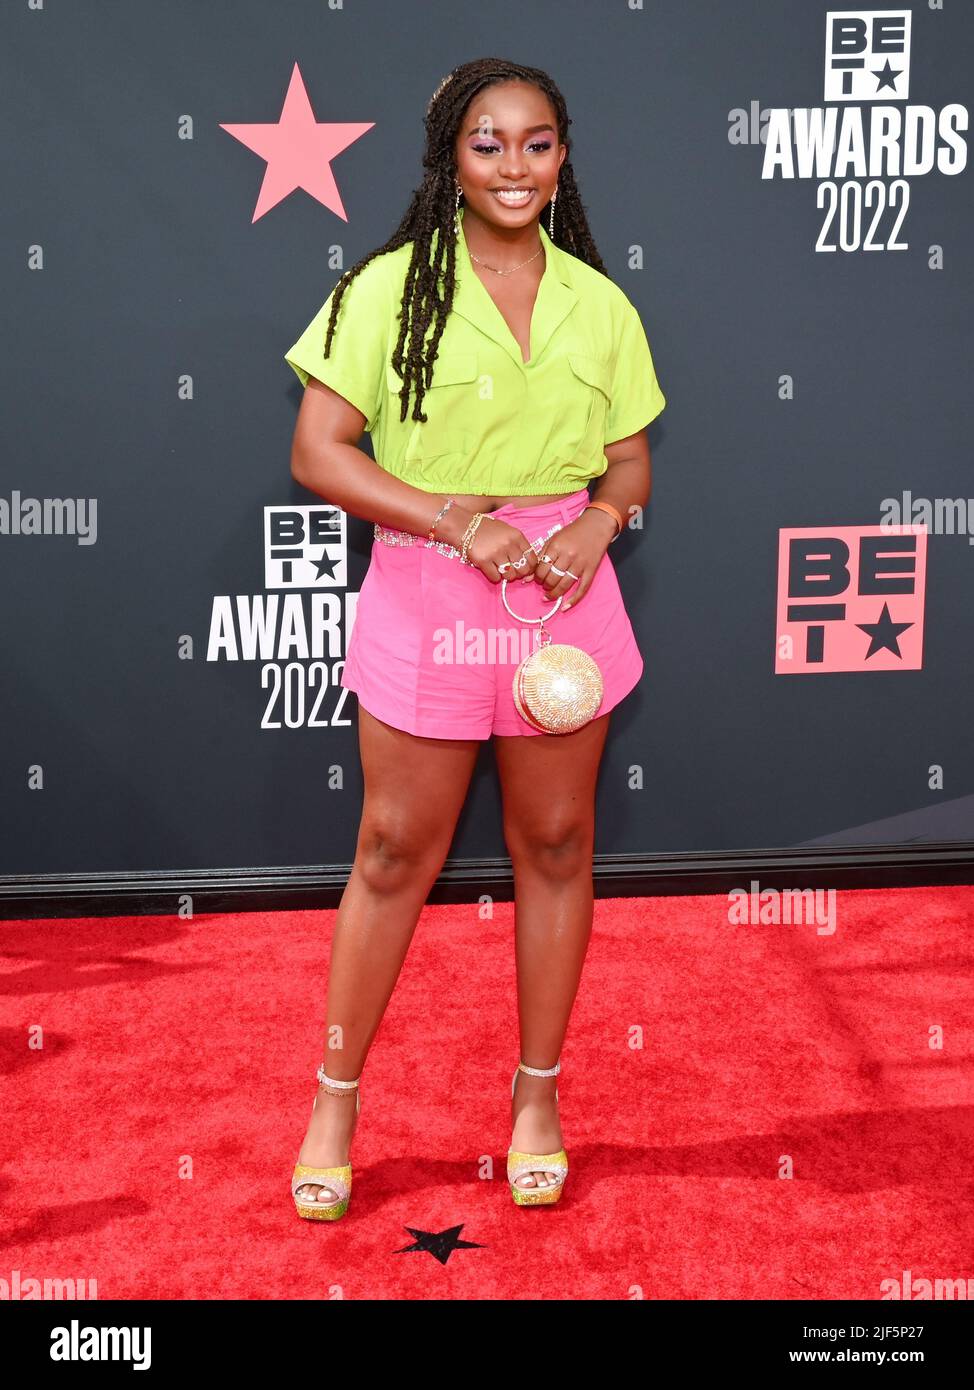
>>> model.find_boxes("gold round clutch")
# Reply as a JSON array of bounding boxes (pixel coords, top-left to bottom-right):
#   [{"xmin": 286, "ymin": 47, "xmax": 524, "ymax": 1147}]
[{"xmin": 502, "ymin": 580, "xmax": 604, "ymax": 735}]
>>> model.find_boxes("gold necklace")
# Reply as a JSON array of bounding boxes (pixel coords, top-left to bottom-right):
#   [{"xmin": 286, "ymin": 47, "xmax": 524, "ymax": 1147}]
[{"xmin": 468, "ymin": 244, "xmax": 544, "ymax": 276}]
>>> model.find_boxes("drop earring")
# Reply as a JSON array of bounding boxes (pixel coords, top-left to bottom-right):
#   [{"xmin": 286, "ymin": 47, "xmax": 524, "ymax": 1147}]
[
  {"xmin": 548, "ymin": 185, "xmax": 557, "ymax": 240},
  {"xmin": 455, "ymin": 180, "xmax": 463, "ymax": 236}
]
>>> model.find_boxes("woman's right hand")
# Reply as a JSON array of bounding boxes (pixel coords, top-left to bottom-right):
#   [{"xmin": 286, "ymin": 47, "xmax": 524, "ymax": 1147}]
[{"xmin": 467, "ymin": 517, "xmax": 540, "ymax": 585}]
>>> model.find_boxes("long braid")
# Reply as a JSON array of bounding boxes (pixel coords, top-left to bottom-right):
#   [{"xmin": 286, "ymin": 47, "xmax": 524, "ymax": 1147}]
[{"xmin": 319, "ymin": 57, "xmax": 609, "ymax": 425}]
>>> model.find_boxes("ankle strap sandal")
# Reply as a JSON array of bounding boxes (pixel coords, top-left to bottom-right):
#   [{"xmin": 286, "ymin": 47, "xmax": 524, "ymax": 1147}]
[
  {"xmin": 292, "ymin": 1066, "xmax": 361, "ymax": 1221},
  {"xmin": 507, "ymin": 1059, "xmax": 569, "ymax": 1207}
]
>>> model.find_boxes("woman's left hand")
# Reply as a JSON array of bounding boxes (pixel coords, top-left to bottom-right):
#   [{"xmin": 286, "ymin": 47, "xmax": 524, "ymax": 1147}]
[{"xmin": 530, "ymin": 508, "xmax": 618, "ymax": 609}]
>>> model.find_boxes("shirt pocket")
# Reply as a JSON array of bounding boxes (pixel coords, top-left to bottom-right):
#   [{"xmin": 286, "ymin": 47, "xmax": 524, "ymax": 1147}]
[
  {"xmin": 562, "ymin": 353, "xmax": 612, "ymax": 460},
  {"xmin": 567, "ymin": 353, "xmax": 611, "ymax": 394},
  {"xmin": 389, "ymin": 352, "xmax": 479, "ymax": 465}
]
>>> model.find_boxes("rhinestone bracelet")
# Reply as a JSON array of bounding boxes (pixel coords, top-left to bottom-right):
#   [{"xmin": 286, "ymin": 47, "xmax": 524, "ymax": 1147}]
[
  {"xmin": 427, "ymin": 497, "xmax": 455, "ymax": 541},
  {"xmin": 373, "ymin": 519, "xmax": 564, "ymax": 562}
]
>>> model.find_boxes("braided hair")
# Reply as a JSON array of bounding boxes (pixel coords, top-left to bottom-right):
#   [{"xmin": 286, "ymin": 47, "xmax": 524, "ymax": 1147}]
[{"xmin": 319, "ymin": 57, "xmax": 609, "ymax": 425}]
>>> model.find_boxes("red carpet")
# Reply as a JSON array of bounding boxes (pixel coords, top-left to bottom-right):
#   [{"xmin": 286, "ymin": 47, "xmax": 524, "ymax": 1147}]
[{"xmin": 2, "ymin": 884, "xmax": 973, "ymax": 1300}]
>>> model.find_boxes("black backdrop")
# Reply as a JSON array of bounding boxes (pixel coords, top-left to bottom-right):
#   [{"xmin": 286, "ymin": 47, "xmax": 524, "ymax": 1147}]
[{"xmin": 3, "ymin": 0, "xmax": 972, "ymax": 888}]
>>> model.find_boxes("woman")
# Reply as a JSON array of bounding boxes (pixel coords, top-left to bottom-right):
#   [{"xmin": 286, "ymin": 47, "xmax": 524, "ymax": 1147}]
[{"xmin": 285, "ymin": 58, "xmax": 666, "ymax": 1218}]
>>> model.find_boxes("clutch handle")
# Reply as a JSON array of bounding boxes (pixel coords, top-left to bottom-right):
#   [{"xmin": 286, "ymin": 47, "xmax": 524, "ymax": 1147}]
[
  {"xmin": 500, "ymin": 579, "xmax": 564, "ymax": 646},
  {"xmin": 498, "ymin": 519, "xmax": 566, "ymax": 644}
]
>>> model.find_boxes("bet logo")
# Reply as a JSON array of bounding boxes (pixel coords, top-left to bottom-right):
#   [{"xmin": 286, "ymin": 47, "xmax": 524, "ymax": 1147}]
[
  {"xmin": 824, "ymin": 9, "xmax": 912, "ymax": 103},
  {"xmin": 264, "ymin": 504, "xmax": 347, "ymax": 588},
  {"xmin": 775, "ymin": 524, "xmax": 926, "ymax": 673}
]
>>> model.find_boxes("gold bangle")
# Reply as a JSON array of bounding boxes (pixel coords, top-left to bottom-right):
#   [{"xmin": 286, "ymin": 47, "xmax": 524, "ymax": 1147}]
[{"xmin": 459, "ymin": 512, "xmax": 486, "ymax": 564}]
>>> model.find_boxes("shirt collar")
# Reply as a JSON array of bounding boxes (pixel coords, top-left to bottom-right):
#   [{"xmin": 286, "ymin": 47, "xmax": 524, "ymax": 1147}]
[{"xmin": 445, "ymin": 204, "xmax": 579, "ymax": 369}]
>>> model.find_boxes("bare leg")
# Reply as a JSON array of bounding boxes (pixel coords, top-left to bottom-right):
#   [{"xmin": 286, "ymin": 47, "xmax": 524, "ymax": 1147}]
[
  {"xmin": 493, "ymin": 713, "xmax": 610, "ymax": 1189},
  {"xmin": 296, "ymin": 707, "xmax": 480, "ymax": 1204}
]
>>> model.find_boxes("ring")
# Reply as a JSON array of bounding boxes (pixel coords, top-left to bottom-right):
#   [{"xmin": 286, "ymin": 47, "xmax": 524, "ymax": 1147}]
[{"xmin": 498, "ymin": 553, "xmax": 531, "ymax": 574}]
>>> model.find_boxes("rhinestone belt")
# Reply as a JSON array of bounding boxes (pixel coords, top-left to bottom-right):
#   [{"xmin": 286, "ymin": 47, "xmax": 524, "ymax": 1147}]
[{"xmin": 373, "ymin": 519, "xmax": 564, "ymax": 563}]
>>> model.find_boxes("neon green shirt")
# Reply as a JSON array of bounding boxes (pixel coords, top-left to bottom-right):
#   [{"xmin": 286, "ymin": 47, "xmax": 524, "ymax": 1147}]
[{"xmin": 284, "ymin": 206, "xmax": 666, "ymax": 495}]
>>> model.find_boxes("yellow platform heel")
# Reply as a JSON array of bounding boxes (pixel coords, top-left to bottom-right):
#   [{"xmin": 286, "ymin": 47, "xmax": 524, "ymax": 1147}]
[
  {"xmin": 507, "ymin": 1059, "xmax": 568, "ymax": 1207},
  {"xmin": 291, "ymin": 1064, "xmax": 360, "ymax": 1221}
]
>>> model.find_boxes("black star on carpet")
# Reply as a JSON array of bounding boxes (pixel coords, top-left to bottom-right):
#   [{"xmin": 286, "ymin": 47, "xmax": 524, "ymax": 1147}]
[
  {"xmin": 856, "ymin": 601, "xmax": 913, "ymax": 658},
  {"xmin": 873, "ymin": 59, "xmax": 903, "ymax": 94},
  {"xmin": 394, "ymin": 1225, "xmax": 485, "ymax": 1265},
  {"xmin": 312, "ymin": 547, "xmax": 341, "ymax": 580}
]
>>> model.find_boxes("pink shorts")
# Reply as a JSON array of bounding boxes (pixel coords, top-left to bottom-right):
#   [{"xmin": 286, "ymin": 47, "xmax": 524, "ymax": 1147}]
[{"xmin": 340, "ymin": 487, "xmax": 645, "ymax": 739}]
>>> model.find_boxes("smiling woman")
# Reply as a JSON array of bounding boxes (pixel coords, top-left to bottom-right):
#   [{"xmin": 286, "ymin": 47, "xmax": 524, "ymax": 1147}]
[{"xmin": 282, "ymin": 57, "xmax": 668, "ymax": 1221}]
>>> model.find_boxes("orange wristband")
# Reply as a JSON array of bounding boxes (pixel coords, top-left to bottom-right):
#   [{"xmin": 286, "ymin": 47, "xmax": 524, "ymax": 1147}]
[{"xmin": 584, "ymin": 500, "xmax": 624, "ymax": 541}]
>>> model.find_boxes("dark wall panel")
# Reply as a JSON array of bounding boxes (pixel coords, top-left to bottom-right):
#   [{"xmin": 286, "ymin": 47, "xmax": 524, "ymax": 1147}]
[{"xmin": 2, "ymin": 1, "xmax": 971, "ymax": 874}]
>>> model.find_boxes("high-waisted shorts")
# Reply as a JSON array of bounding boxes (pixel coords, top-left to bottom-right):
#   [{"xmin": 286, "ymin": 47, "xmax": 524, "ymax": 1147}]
[{"xmin": 340, "ymin": 487, "xmax": 644, "ymax": 739}]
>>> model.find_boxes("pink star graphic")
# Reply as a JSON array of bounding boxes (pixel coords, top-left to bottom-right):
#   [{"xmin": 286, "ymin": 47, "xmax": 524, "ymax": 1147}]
[{"xmin": 220, "ymin": 63, "xmax": 374, "ymax": 222}]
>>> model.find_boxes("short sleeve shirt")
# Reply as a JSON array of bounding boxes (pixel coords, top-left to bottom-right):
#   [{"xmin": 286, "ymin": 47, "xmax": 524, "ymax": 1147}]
[{"xmin": 284, "ymin": 206, "xmax": 666, "ymax": 496}]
